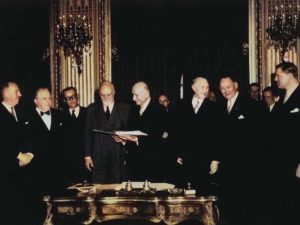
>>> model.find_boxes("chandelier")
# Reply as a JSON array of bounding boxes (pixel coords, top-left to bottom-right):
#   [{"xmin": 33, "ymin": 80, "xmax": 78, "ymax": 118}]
[
  {"xmin": 266, "ymin": 3, "xmax": 300, "ymax": 60},
  {"xmin": 56, "ymin": 9, "xmax": 92, "ymax": 74}
]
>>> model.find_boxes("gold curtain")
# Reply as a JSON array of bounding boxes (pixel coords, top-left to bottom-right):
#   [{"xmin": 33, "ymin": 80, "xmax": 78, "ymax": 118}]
[
  {"xmin": 50, "ymin": 0, "xmax": 111, "ymax": 107},
  {"xmin": 255, "ymin": 0, "xmax": 300, "ymax": 89}
]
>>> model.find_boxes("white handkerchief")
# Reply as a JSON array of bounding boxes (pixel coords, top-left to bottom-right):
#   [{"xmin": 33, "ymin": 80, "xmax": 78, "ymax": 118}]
[
  {"xmin": 290, "ymin": 108, "xmax": 299, "ymax": 113},
  {"xmin": 25, "ymin": 121, "xmax": 29, "ymax": 125},
  {"xmin": 296, "ymin": 163, "xmax": 300, "ymax": 178},
  {"xmin": 238, "ymin": 114, "xmax": 245, "ymax": 119},
  {"xmin": 162, "ymin": 132, "xmax": 168, "ymax": 139}
]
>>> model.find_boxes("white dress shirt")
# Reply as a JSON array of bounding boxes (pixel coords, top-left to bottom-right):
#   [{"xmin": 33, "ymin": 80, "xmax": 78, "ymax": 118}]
[
  {"xmin": 36, "ymin": 108, "xmax": 51, "ymax": 130},
  {"xmin": 227, "ymin": 91, "xmax": 239, "ymax": 113},
  {"xmin": 103, "ymin": 102, "xmax": 115, "ymax": 114},
  {"xmin": 139, "ymin": 98, "xmax": 151, "ymax": 115},
  {"xmin": 2, "ymin": 101, "xmax": 18, "ymax": 121},
  {"xmin": 284, "ymin": 84, "xmax": 299, "ymax": 103},
  {"xmin": 192, "ymin": 96, "xmax": 204, "ymax": 114},
  {"xmin": 69, "ymin": 105, "xmax": 80, "ymax": 118}
]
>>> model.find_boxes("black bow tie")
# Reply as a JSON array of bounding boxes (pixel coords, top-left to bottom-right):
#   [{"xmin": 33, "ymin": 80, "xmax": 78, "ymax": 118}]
[{"xmin": 40, "ymin": 110, "xmax": 50, "ymax": 116}]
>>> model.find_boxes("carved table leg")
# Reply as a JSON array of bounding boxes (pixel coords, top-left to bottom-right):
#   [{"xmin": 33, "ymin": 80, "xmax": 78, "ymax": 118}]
[
  {"xmin": 43, "ymin": 196, "xmax": 54, "ymax": 225},
  {"xmin": 201, "ymin": 202, "xmax": 219, "ymax": 225}
]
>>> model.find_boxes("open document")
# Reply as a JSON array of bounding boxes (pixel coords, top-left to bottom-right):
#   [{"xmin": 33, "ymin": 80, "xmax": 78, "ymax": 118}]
[{"xmin": 93, "ymin": 129, "xmax": 148, "ymax": 136}]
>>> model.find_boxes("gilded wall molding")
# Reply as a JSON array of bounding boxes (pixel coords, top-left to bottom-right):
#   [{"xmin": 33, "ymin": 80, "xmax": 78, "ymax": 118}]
[{"xmin": 50, "ymin": 0, "xmax": 111, "ymax": 107}]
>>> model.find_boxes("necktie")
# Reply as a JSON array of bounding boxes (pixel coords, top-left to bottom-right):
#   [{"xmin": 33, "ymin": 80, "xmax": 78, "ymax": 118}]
[
  {"xmin": 227, "ymin": 100, "xmax": 232, "ymax": 113},
  {"xmin": 194, "ymin": 101, "xmax": 200, "ymax": 114},
  {"xmin": 41, "ymin": 110, "xmax": 50, "ymax": 116},
  {"xmin": 105, "ymin": 106, "xmax": 110, "ymax": 120},
  {"xmin": 11, "ymin": 107, "xmax": 17, "ymax": 121},
  {"xmin": 71, "ymin": 109, "xmax": 76, "ymax": 118}
]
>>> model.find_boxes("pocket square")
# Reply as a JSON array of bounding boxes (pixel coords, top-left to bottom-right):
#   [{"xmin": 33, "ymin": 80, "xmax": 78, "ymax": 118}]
[
  {"xmin": 24, "ymin": 121, "xmax": 29, "ymax": 125},
  {"xmin": 59, "ymin": 122, "xmax": 63, "ymax": 126},
  {"xmin": 238, "ymin": 114, "xmax": 245, "ymax": 119},
  {"xmin": 290, "ymin": 108, "xmax": 299, "ymax": 113}
]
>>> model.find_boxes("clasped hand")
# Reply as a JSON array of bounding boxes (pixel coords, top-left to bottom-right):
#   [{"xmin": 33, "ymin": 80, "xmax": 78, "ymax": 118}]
[{"xmin": 17, "ymin": 152, "xmax": 34, "ymax": 167}]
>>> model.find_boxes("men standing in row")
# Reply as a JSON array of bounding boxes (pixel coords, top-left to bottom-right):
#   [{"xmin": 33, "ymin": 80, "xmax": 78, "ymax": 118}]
[
  {"xmin": 173, "ymin": 77, "xmax": 220, "ymax": 193},
  {"xmin": 84, "ymin": 81, "xmax": 130, "ymax": 183},
  {"xmin": 124, "ymin": 81, "xmax": 166, "ymax": 181},
  {"xmin": 62, "ymin": 87, "xmax": 88, "ymax": 184}
]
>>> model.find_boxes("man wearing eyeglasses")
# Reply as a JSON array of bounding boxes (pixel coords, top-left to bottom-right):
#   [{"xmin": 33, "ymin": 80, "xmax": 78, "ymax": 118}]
[
  {"xmin": 61, "ymin": 87, "xmax": 88, "ymax": 184},
  {"xmin": 84, "ymin": 81, "xmax": 130, "ymax": 183}
]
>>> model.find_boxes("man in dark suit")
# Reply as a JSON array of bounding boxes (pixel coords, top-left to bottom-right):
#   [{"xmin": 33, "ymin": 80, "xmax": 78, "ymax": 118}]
[
  {"xmin": 84, "ymin": 81, "xmax": 130, "ymax": 183},
  {"xmin": 218, "ymin": 76, "xmax": 263, "ymax": 224},
  {"xmin": 122, "ymin": 81, "xmax": 166, "ymax": 182},
  {"xmin": 61, "ymin": 87, "xmax": 88, "ymax": 185},
  {"xmin": 262, "ymin": 86, "xmax": 279, "ymax": 115},
  {"xmin": 0, "ymin": 82, "xmax": 33, "ymax": 222},
  {"xmin": 27, "ymin": 88, "xmax": 65, "ymax": 195},
  {"xmin": 272, "ymin": 62, "xmax": 300, "ymax": 225},
  {"xmin": 172, "ymin": 77, "xmax": 220, "ymax": 193}
]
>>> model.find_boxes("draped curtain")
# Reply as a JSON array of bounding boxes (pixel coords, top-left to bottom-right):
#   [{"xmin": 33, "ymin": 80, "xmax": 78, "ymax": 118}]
[{"xmin": 111, "ymin": 0, "xmax": 249, "ymax": 103}]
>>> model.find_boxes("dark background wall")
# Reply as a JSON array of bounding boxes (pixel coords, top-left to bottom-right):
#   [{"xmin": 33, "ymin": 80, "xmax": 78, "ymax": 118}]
[
  {"xmin": 0, "ymin": 0, "xmax": 248, "ymax": 106},
  {"xmin": 111, "ymin": 0, "xmax": 249, "ymax": 103},
  {"xmin": 0, "ymin": 0, "xmax": 50, "ymax": 106}
]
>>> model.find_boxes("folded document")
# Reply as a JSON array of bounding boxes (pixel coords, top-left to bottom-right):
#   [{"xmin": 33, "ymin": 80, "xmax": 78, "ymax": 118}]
[{"xmin": 93, "ymin": 129, "xmax": 148, "ymax": 136}]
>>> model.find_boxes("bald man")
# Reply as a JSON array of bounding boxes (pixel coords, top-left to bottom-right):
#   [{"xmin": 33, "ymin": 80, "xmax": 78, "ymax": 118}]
[
  {"xmin": 84, "ymin": 81, "xmax": 130, "ymax": 183},
  {"xmin": 171, "ymin": 77, "xmax": 220, "ymax": 192},
  {"xmin": 123, "ymin": 81, "xmax": 167, "ymax": 181}
]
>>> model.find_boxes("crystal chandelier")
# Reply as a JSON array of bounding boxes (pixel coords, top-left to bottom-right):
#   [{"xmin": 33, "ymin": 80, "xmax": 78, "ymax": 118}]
[
  {"xmin": 266, "ymin": 2, "xmax": 300, "ymax": 60},
  {"xmin": 56, "ymin": 7, "xmax": 92, "ymax": 74}
]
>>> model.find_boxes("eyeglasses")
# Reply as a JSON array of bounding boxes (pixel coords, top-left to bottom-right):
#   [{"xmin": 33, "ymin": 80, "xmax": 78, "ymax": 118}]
[{"xmin": 64, "ymin": 94, "xmax": 78, "ymax": 101}]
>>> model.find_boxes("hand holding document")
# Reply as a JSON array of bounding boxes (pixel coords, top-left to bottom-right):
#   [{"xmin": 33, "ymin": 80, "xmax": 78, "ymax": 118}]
[
  {"xmin": 17, "ymin": 152, "xmax": 34, "ymax": 167},
  {"xmin": 93, "ymin": 129, "xmax": 147, "ymax": 144},
  {"xmin": 92, "ymin": 129, "xmax": 147, "ymax": 136}
]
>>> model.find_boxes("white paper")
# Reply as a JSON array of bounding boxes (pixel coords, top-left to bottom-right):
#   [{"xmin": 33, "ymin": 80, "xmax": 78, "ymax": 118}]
[{"xmin": 115, "ymin": 130, "xmax": 148, "ymax": 136}]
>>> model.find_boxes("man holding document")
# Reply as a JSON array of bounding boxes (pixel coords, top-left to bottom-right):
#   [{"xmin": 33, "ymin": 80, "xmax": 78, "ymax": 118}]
[
  {"xmin": 119, "ymin": 81, "xmax": 167, "ymax": 181},
  {"xmin": 84, "ymin": 81, "xmax": 130, "ymax": 183}
]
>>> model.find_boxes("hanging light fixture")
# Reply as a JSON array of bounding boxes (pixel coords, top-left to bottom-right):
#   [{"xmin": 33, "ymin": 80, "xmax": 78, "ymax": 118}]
[
  {"xmin": 266, "ymin": 2, "xmax": 300, "ymax": 60},
  {"xmin": 55, "ymin": 2, "xmax": 92, "ymax": 74}
]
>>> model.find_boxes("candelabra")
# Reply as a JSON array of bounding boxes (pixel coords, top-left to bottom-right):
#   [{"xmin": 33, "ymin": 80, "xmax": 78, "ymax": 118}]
[
  {"xmin": 266, "ymin": 3, "xmax": 300, "ymax": 60},
  {"xmin": 56, "ymin": 12, "xmax": 92, "ymax": 73}
]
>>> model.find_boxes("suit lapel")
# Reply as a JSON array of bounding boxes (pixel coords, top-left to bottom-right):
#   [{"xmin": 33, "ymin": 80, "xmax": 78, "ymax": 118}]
[
  {"xmin": 34, "ymin": 110, "xmax": 50, "ymax": 132},
  {"xmin": 0, "ymin": 103, "xmax": 18, "ymax": 123}
]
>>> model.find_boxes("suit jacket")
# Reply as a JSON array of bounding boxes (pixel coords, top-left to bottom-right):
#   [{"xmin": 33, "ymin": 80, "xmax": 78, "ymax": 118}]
[
  {"xmin": 26, "ymin": 108, "xmax": 64, "ymax": 186},
  {"xmin": 126, "ymin": 100, "xmax": 167, "ymax": 180},
  {"xmin": 0, "ymin": 103, "xmax": 29, "ymax": 181},
  {"xmin": 84, "ymin": 102, "xmax": 130, "ymax": 169},
  {"xmin": 173, "ymin": 98, "xmax": 220, "ymax": 168},
  {"xmin": 62, "ymin": 107, "xmax": 87, "ymax": 164},
  {"xmin": 218, "ymin": 93, "xmax": 263, "ymax": 171},
  {"xmin": 275, "ymin": 85, "xmax": 300, "ymax": 175}
]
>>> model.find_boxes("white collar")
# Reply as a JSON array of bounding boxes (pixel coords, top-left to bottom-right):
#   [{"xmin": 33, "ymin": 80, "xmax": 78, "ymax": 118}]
[
  {"xmin": 228, "ymin": 91, "xmax": 239, "ymax": 104},
  {"xmin": 139, "ymin": 97, "xmax": 151, "ymax": 115},
  {"xmin": 2, "ymin": 101, "xmax": 14, "ymax": 112}
]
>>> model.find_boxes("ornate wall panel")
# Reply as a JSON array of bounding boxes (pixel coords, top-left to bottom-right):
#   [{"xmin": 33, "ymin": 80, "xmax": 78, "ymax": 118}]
[
  {"xmin": 256, "ymin": 0, "xmax": 300, "ymax": 88},
  {"xmin": 50, "ymin": 0, "xmax": 111, "ymax": 107}
]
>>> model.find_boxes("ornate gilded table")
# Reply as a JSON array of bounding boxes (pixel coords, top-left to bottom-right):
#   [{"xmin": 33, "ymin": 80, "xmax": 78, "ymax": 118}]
[{"xmin": 43, "ymin": 190, "xmax": 219, "ymax": 225}]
